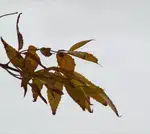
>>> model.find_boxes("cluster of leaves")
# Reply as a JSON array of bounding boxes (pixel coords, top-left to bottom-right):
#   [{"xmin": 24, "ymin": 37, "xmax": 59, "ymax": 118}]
[{"xmin": 0, "ymin": 13, "xmax": 120, "ymax": 116}]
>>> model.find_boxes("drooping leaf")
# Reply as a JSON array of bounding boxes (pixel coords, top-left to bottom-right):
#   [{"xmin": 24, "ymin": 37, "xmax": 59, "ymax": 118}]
[
  {"xmin": 1, "ymin": 37, "xmax": 24, "ymax": 69},
  {"xmin": 72, "ymin": 72, "xmax": 120, "ymax": 116},
  {"xmin": 45, "ymin": 72, "xmax": 63, "ymax": 115},
  {"xmin": 68, "ymin": 51, "xmax": 98, "ymax": 64},
  {"xmin": 31, "ymin": 83, "xmax": 47, "ymax": 104},
  {"xmin": 100, "ymin": 92, "xmax": 120, "ymax": 117},
  {"xmin": 47, "ymin": 81, "xmax": 63, "ymax": 115},
  {"xmin": 40, "ymin": 47, "xmax": 52, "ymax": 57},
  {"xmin": 64, "ymin": 82, "xmax": 91, "ymax": 111},
  {"xmin": 16, "ymin": 13, "xmax": 23, "ymax": 51},
  {"xmin": 72, "ymin": 72, "xmax": 107, "ymax": 106},
  {"xmin": 31, "ymin": 78, "xmax": 43, "ymax": 102},
  {"xmin": 56, "ymin": 53, "xmax": 75, "ymax": 72},
  {"xmin": 21, "ymin": 45, "xmax": 40, "ymax": 96},
  {"xmin": 69, "ymin": 39, "xmax": 93, "ymax": 51}
]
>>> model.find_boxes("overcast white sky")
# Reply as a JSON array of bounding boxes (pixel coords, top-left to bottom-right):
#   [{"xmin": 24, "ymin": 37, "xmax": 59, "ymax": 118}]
[{"xmin": 0, "ymin": 0, "xmax": 150, "ymax": 133}]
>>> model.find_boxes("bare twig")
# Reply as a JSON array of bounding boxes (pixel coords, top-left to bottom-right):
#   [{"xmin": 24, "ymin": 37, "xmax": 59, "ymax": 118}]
[{"xmin": 0, "ymin": 12, "xmax": 18, "ymax": 18}]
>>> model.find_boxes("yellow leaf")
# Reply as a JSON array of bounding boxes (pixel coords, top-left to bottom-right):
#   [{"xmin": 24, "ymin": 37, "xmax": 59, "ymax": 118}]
[
  {"xmin": 72, "ymin": 72, "xmax": 120, "ymax": 116},
  {"xmin": 31, "ymin": 78, "xmax": 43, "ymax": 102},
  {"xmin": 56, "ymin": 53, "xmax": 75, "ymax": 72},
  {"xmin": 21, "ymin": 45, "xmax": 40, "ymax": 96},
  {"xmin": 1, "ymin": 37, "xmax": 24, "ymax": 69},
  {"xmin": 16, "ymin": 13, "xmax": 23, "ymax": 51},
  {"xmin": 40, "ymin": 47, "xmax": 52, "ymax": 57},
  {"xmin": 64, "ymin": 82, "xmax": 91, "ymax": 111},
  {"xmin": 68, "ymin": 51, "xmax": 98, "ymax": 64},
  {"xmin": 72, "ymin": 72, "xmax": 107, "ymax": 106},
  {"xmin": 69, "ymin": 39, "xmax": 93, "ymax": 51},
  {"xmin": 46, "ymin": 72, "xmax": 63, "ymax": 115},
  {"xmin": 24, "ymin": 45, "xmax": 40, "ymax": 72}
]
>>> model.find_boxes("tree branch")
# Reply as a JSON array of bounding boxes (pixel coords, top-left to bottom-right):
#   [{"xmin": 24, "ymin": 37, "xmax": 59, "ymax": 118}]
[{"xmin": 0, "ymin": 12, "xmax": 18, "ymax": 18}]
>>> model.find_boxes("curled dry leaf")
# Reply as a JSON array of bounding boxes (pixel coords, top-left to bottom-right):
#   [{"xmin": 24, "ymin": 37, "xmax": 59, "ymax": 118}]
[
  {"xmin": 40, "ymin": 47, "xmax": 52, "ymax": 57},
  {"xmin": 68, "ymin": 51, "xmax": 98, "ymax": 64},
  {"xmin": 16, "ymin": 13, "xmax": 23, "ymax": 51},
  {"xmin": 69, "ymin": 39, "xmax": 93, "ymax": 51},
  {"xmin": 56, "ymin": 53, "xmax": 75, "ymax": 72}
]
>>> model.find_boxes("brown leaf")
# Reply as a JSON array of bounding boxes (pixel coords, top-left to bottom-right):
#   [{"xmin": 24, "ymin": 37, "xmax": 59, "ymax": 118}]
[
  {"xmin": 68, "ymin": 51, "xmax": 98, "ymax": 64},
  {"xmin": 69, "ymin": 39, "xmax": 93, "ymax": 51},
  {"xmin": 40, "ymin": 47, "xmax": 52, "ymax": 57},
  {"xmin": 16, "ymin": 13, "xmax": 23, "ymax": 51},
  {"xmin": 56, "ymin": 53, "xmax": 75, "ymax": 72},
  {"xmin": 1, "ymin": 37, "xmax": 24, "ymax": 69}
]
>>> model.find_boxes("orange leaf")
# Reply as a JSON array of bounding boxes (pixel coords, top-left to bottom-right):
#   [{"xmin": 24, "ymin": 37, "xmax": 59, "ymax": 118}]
[{"xmin": 56, "ymin": 53, "xmax": 75, "ymax": 72}]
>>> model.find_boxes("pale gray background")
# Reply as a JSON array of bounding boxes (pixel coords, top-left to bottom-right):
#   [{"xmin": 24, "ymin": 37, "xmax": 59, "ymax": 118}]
[{"xmin": 0, "ymin": 0, "xmax": 150, "ymax": 133}]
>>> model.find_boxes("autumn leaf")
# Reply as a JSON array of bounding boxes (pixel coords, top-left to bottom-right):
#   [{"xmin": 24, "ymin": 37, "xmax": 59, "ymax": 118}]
[
  {"xmin": 21, "ymin": 45, "xmax": 40, "ymax": 96},
  {"xmin": 30, "ymin": 83, "xmax": 47, "ymax": 104},
  {"xmin": 1, "ymin": 37, "xmax": 24, "ymax": 69},
  {"xmin": 69, "ymin": 39, "xmax": 93, "ymax": 51},
  {"xmin": 24, "ymin": 45, "xmax": 40, "ymax": 72},
  {"xmin": 31, "ymin": 78, "xmax": 43, "ymax": 102},
  {"xmin": 100, "ymin": 91, "xmax": 120, "ymax": 117},
  {"xmin": 56, "ymin": 53, "xmax": 75, "ymax": 72},
  {"xmin": 68, "ymin": 51, "xmax": 98, "ymax": 64},
  {"xmin": 64, "ymin": 82, "xmax": 91, "ymax": 112},
  {"xmin": 40, "ymin": 47, "xmax": 52, "ymax": 57},
  {"xmin": 16, "ymin": 13, "xmax": 23, "ymax": 51},
  {"xmin": 72, "ymin": 72, "xmax": 120, "ymax": 116},
  {"xmin": 46, "ymin": 76, "xmax": 63, "ymax": 115}
]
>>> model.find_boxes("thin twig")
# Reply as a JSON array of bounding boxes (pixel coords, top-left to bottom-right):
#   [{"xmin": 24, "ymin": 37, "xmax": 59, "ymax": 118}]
[{"xmin": 0, "ymin": 12, "xmax": 18, "ymax": 18}]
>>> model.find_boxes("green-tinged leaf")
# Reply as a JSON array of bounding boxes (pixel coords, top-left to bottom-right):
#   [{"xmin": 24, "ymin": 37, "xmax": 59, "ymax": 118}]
[
  {"xmin": 31, "ymin": 78, "xmax": 43, "ymax": 102},
  {"xmin": 1, "ymin": 37, "xmax": 24, "ymax": 69},
  {"xmin": 40, "ymin": 47, "xmax": 52, "ymax": 57},
  {"xmin": 56, "ymin": 53, "xmax": 75, "ymax": 72},
  {"xmin": 69, "ymin": 39, "xmax": 93, "ymax": 51},
  {"xmin": 68, "ymin": 51, "xmax": 98, "ymax": 64},
  {"xmin": 16, "ymin": 13, "xmax": 23, "ymax": 51}
]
